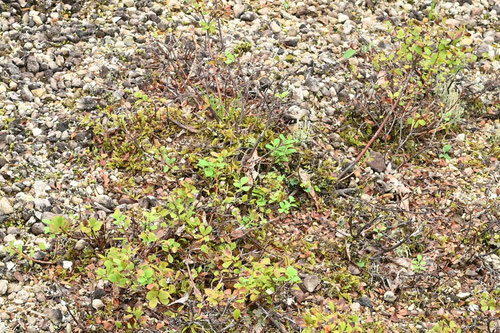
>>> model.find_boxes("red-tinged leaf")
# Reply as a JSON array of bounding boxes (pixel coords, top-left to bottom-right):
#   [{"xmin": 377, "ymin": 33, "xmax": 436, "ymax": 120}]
[
  {"xmin": 294, "ymin": 317, "xmax": 307, "ymax": 328},
  {"xmin": 13, "ymin": 271, "xmax": 24, "ymax": 282},
  {"xmin": 398, "ymin": 309, "xmax": 408, "ymax": 317},
  {"xmin": 102, "ymin": 321, "xmax": 114, "ymax": 331},
  {"xmin": 230, "ymin": 228, "xmax": 247, "ymax": 239},
  {"xmin": 146, "ymin": 283, "xmax": 157, "ymax": 290}
]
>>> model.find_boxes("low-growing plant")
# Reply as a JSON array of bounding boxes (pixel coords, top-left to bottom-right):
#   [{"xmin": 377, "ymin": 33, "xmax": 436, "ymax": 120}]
[
  {"xmin": 411, "ymin": 254, "xmax": 427, "ymax": 272},
  {"xmin": 265, "ymin": 134, "xmax": 297, "ymax": 164}
]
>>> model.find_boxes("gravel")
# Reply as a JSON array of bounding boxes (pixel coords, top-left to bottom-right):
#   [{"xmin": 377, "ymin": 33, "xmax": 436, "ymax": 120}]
[{"xmin": 0, "ymin": 0, "xmax": 497, "ymax": 331}]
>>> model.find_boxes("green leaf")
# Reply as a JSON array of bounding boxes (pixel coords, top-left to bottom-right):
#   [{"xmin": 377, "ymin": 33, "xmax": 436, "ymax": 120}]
[
  {"xmin": 342, "ymin": 49, "xmax": 357, "ymax": 59},
  {"xmin": 200, "ymin": 244, "xmax": 210, "ymax": 254},
  {"xmin": 443, "ymin": 144, "xmax": 452, "ymax": 153},
  {"xmin": 158, "ymin": 290, "xmax": 170, "ymax": 305},
  {"xmin": 233, "ymin": 309, "xmax": 241, "ymax": 320}
]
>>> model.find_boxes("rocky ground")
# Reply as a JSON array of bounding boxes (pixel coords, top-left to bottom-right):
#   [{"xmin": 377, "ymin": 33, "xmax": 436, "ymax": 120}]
[{"xmin": 0, "ymin": 0, "xmax": 498, "ymax": 332}]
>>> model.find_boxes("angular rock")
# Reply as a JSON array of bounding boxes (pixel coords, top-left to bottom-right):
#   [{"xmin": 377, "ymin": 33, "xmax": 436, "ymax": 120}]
[
  {"xmin": 26, "ymin": 56, "xmax": 40, "ymax": 73},
  {"xmin": 303, "ymin": 274, "xmax": 320, "ymax": 292},
  {"xmin": 284, "ymin": 37, "xmax": 299, "ymax": 47},
  {"xmin": 233, "ymin": 4, "xmax": 245, "ymax": 18},
  {"xmin": 0, "ymin": 280, "xmax": 7, "ymax": 295},
  {"xmin": 0, "ymin": 197, "xmax": 14, "ymax": 215},
  {"xmin": 76, "ymin": 97, "xmax": 97, "ymax": 111},
  {"xmin": 284, "ymin": 105, "xmax": 307, "ymax": 121},
  {"xmin": 357, "ymin": 296, "xmax": 373, "ymax": 308}
]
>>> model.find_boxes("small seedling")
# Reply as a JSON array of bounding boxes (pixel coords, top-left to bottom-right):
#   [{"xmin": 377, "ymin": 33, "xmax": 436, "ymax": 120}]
[
  {"xmin": 274, "ymin": 90, "xmax": 289, "ymax": 101},
  {"xmin": 278, "ymin": 196, "xmax": 297, "ymax": 214},
  {"xmin": 224, "ymin": 50, "xmax": 236, "ymax": 64},
  {"xmin": 234, "ymin": 176, "xmax": 250, "ymax": 192},
  {"xmin": 201, "ymin": 21, "xmax": 216, "ymax": 34},
  {"xmin": 266, "ymin": 134, "xmax": 297, "ymax": 164},
  {"xmin": 439, "ymin": 144, "xmax": 452, "ymax": 161},
  {"xmin": 407, "ymin": 113, "xmax": 426, "ymax": 128},
  {"xmin": 412, "ymin": 254, "xmax": 427, "ymax": 272},
  {"xmin": 343, "ymin": 49, "xmax": 357, "ymax": 59}
]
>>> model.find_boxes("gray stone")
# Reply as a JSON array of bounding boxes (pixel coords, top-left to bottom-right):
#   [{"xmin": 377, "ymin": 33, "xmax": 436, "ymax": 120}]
[
  {"xmin": 0, "ymin": 198, "xmax": 14, "ymax": 215},
  {"xmin": 7, "ymin": 63, "xmax": 21, "ymax": 76},
  {"xmin": 46, "ymin": 308, "xmax": 63, "ymax": 325},
  {"xmin": 284, "ymin": 37, "xmax": 299, "ymax": 47},
  {"xmin": 26, "ymin": 56, "xmax": 39, "ymax": 73},
  {"xmin": 14, "ymin": 289, "xmax": 30, "ymax": 304},
  {"xmin": 384, "ymin": 291, "xmax": 397, "ymax": 302},
  {"xmin": 31, "ymin": 222, "xmax": 45, "ymax": 235},
  {"xmin": 74, "ymin": 239, "xmax": 87, "ymax": 251},
  {"xmin": 367, "ymin": 151, "xmax": 386, "ymax": 172},
  {"xmin": 20, "ymin": 86, "xmax": 34, "ymax": 102},
  {"xmin": 476, "ymin": 44, "xmax": 491, "ymax": 58},
  {"xmin": 330, "ymin": 33, "xmax": 342, "ymax": 46},
  {"xmin": 240, "ymin": 12, "xmax": 257, "ymax": 22},
  {"xmin": 95, "ymin": 194, "xmax": 114, "ymax": 209},
  {"xmin": 484, "ymin": 254, "xmax": 500, "ymax": 270},
  {"xmin": 357, "ymin": 296, "xmax": 373, "ymax": 308},
  {"xmin": 303, "ymin": 274, "xmax": 320, "ymax": 292},
  {"xmin": 6, "ymin": 227, "xmax": 20, "ymax": 235},
  {"xmin": 34, "ymin": 198, "xmax": 51, "ymax": 211},
  {"xmin": 304, "ymin": 77, "xmax": 320, "ymax": 93},
  {"xmin": 284, "ymin": 105, "xmax": 308, "ymax": 121},
  {"xmin": 76, "ymin": 97, "xmax": 97, "ymax": 111},
  {"xmin": 33, "ymin": 180, "xmax": 50, "ymax": 197}
]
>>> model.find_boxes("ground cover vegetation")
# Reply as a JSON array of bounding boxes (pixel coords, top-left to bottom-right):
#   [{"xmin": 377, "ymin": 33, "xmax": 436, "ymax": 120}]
[{"xmin": 2, "ymin": 0, "xmax": 498, "ymax": 332}]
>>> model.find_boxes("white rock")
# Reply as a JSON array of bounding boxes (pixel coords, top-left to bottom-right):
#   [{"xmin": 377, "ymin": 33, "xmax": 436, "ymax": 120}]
[
  {"xmin": 0, "ymin": 197, "xmax": 14, "ymax": 215},
  {"xmin": 456, "ymin": 133, "xmax": 465, "ymax": 142},
  {"xmin": 270, "ymin": 21, "xmax": 281, "ymax": 33},
  {"xmin": 123, "ymin": 0, "xmax": 134, "ymax": 7},
  {"xmin": 0, "ymin": 280, "xmax": 8, "ymax": 295},
  {"xmin": 233, "ymin": 4, "xmax": 245, "ymax": 18},
  {"xmin": 32, "ymin": 15, "xmax": 42, "ymax": 25},
  {"xmin": 32, "ymin": 128, "xmax": 42, "ymax": 137},
  {"xmin": 456, "ymin": 292, "xmax": 471, "ymax": 300},
  {"xmin": 62, "ymin": 261, "xmax": 73, "ymax": 270},
  {"xmin": 92, "ymin": 299, "xmax": 105, "ymax": 310},
  {"xmin": 350, "ymin": 302, "xmax": 361, "ymax": 312},
  {"xmin": 338, "ymin": 13, "xmax": 349, "ymax": 23}
]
